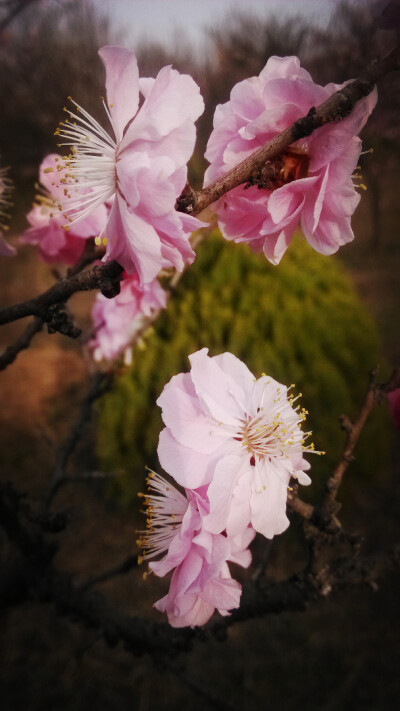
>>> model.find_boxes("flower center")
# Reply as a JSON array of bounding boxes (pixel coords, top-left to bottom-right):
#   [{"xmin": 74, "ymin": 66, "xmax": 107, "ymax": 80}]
[
  {"xmin": 277, "ymin": 148, "xmax": 310, "ymax": 187},
  {"xmin": 136, "ymin": 469, "xmax": 188, "ymax": 570},
  {"xmin": 54, "ymin": 97, "xmax": 117, "ymax": 229},
  {"xmin": 236, "ymin": 382, "xmax": 317, "ymax": 461}
]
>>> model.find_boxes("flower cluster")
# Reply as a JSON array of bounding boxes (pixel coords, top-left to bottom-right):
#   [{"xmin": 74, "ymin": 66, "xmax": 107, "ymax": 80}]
[
  {"xmin": 19, "ymin": 51, "xmax": 376, "ymax": 279},
  {"xmin": 52, "ymin": 46, "xmax": 205, "ymax": 283},
  {"xmin": 20, "ymin": 154, "xmax": 107, "ymax": 264},
  {"xmin": 138, "ymin": 471, "xmax": 255, "ymax": 628},
  {"xmin": 90, "ymin": 272, "xmax": 167, "ymax": 363},
  {"xmin": 140, "ymin": 349, "xmax": 319, "ymax": 627},
  {"xmin": 204, "ymin": 56, "xmax": 377, "ymax": 264}
]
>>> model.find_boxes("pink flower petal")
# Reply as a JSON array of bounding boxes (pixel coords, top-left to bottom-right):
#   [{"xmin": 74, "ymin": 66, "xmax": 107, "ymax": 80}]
[
  {"xmin": 105, "ymin": 195, "xmax": 162, "ymax": 282},
  {"xmin": 98, "ymin": 46, "xmax": 139, "ymax": 143}
]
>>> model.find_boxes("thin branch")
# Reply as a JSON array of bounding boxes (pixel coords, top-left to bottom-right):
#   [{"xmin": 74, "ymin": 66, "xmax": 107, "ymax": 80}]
[
  {"xmin": 0, "ymin": 241, "xmax": 106, "ymax": 370},
  {"xmin": 287, "ymin": 492, "xmax": 314, "ymax": 520},
  {"xmin": 40, "ymin": 371, "xmax": 114, "ymax": 514},
  {"xmin": 0, "ymin": 259, "xmax": 123, "ymax": 327},
  {"xmin": 287, "ymin": 367, "xmax": 400, "ymax": 524},
  {"xmin": 0, "ymin": 316, "xmax": 43, "ymax": 370},
  {"xmin": 1, "ymin": 47, "xmax": 399, "ymax": 331},
  {"xmin": 324, "ymin": 367, "xmax": 400, "ymax": 509},
  {"xmin": 1, "ymin": 481, "xmax": 399, "ymax": 660},
  {"xmin": 178, "ymin": 45, "xmax": 400, "ymax": 216},
  {"xmin": 79, "ymin": 555, "xmax": 138, "ymax": 592}
]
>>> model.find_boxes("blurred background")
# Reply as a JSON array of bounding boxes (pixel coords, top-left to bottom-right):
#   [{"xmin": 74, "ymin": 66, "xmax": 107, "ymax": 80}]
[{"xmin": 0, "ymin": 1, "xmax": 399, "ymax": 709}]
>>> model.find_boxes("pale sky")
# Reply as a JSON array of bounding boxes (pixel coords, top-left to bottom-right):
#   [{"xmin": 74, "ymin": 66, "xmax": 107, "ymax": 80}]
[{"xmin": 93, "ymin": 0, "xmax": 339, "ymax": 52}]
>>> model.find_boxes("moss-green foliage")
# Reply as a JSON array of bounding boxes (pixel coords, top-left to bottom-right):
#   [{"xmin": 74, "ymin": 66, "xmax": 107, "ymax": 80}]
[{"xmin": 98, "ymin": 231, "xmax": 388, "ymax": 504}]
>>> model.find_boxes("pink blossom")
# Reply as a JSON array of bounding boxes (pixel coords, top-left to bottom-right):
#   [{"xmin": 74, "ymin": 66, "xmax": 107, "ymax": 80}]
[
  {"xmin": 55, "ymin": 46, "xmax": 205, "ymax": 282},
  {"xmin": 20, "ymin": 154, "xmax": 107, "ymax": 264},
  {"xmin": 204, "ymin": 56, "xmax": 377, "ymax": 263},
  {"xmin": 388, "ymin": 389, "xmax": 400, "ymax": 430},
  {"xmin": 0, "ymin": 164, "xmax": 16, "ymax": 257},
  {"xmin": 90, "ymin": 272, "xmax": 167, "ymax": 362},
  {"xmin": 137, "ymin": 470, "xmax": 254, "ymax": 627},
  {"xmin": 157, "ymin": 349, "xmax": 318, "ymax": 539}
]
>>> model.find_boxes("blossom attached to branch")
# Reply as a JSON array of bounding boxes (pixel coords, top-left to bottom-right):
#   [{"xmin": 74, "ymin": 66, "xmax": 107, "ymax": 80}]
[
  {"xmin": 90, "ymin": 272, "xmax": 167, "ymax": 363},
  {"xmin": 204, "ymin": 56, "xmax": 377, "ymax": 264},
  {"xmin": 157, "ymin": 349, "xmax": 319, "ymax": 540},
  {"xmin": 20, "ymin": 154, "xmax": 107, "ymax": 264},
  {"xmin": 54, "ymin": 46, "xmax": 205, "ymax": 283}
]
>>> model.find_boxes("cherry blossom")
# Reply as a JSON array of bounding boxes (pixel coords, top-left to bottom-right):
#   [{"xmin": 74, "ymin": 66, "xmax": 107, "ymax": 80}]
[
  {"xmin": 20, "ymin": 154, "xmax": 107, "ymax": 264},
  {"xmin": 90, "ymin": 272, "xmax": 167, "ymax": 363},
  {"xmin": 137, "ymin": 470, "xmax": 254, "ymax": 627},
  {"xmin": 157, "ymin": 349, "xmax": 319, "ymax": 539},
  {"xmin": 54, "ymin": 46, "xmax": 205, "ymax": 282},
  {"xmin": 204, "ymin": 56, "xmax": 377, "ymax": 263}
]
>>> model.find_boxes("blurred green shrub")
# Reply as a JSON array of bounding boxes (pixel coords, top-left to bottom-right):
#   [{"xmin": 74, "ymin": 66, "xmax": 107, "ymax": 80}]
[{"xmin": 97, "ymin": 230, "xmax": 388, "ymax": 504}]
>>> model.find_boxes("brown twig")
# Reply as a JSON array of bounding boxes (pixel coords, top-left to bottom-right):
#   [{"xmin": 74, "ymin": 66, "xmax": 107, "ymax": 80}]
[
  {"xmin": 0, "ymin": 259, "xmax": 123, "ymax": 327},
  {"xmin": 0, "ymin": 316, "xmax": 43, "ymax": 370},
  {"xmin": 287, "ymin": 367, "xmax": 400, "ymax": 525},
  {"xmin": 40, "ymin": 370, "xmax": 114, "ymax": 514},
  {"xmin": 287, "ymin": 494, "xmax": 314, "ymax": 520},
  {"xmin": 2, "ymin": 47, "xmax": 399, "ymax": 332},
  {"xmin": 0, "ymin": 241, "xmax": 106, "ymax": 370},
  {"xmin": 78, "ymin": 554, "xmax": 138, "ymax": 592},
  {"xmin": 1, "ymin": 479, "xmax": 399, "ymax": 662},
  {"xmin": 178, "ymin": 45, "xmax": 400, "ymax": 216},
  {"xmin": 324, "ymin": 367, "xmax": 400, "ymax": 509}
]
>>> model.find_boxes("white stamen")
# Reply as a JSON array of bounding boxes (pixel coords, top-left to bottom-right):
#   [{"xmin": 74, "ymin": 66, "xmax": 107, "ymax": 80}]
[
  {"xmin": 136, "ymin": 470, "xmax": 188, "ymax": 565},
  {"xmin": 56, "ymin": 97, "xmax": 117, "ymax": 228}
]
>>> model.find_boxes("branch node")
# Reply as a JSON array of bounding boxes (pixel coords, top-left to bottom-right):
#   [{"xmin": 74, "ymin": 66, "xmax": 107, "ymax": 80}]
[
  {"xmin": 99, "ymin": 278, "xmax": 121, "ymax": 299},
  {"xmin": 339, "ymin": 414, "xmax": 354, "ymax": 433}
]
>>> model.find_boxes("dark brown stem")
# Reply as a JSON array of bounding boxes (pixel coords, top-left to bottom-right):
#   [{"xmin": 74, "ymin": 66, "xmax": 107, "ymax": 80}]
[
  {"xmin": 0, "ymin": 260, "xmax": 123, "ymax": 326},
  {"xmin": 40, "ymin": 371, "xmax": 114, "ymax": 515},
  {"xmin": 1, "ymin": 48, "xmax": 399, "ymax": 332},
  {"xmin": 288, "ymin": 367, "xmax": 400, "ymax": 524},
  {"xmin": 0, "ymin": 316, "xmax": 43, "ymax": 371},
  {"xmin": 78, "ymin": 555, "xmax": 138, "ymax": 592},
  {"xmin": 178, "ymin": 45, "xmax": 400, "ymax": 216},
  {"xmin": 324, "ymin": 367, "xmax": 400, "ymax": 508}
]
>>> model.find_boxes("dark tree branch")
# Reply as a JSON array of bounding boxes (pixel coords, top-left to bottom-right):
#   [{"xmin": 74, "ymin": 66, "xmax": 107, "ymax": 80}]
[
  {"xmin": 177, "ymin": 45, "xmax": 400, "ymax": 216},
  {"xmin": 0, "ymin": 316, "xmax": 43, "ymax": 370},
  {"xmin": 40, "ymin": 371, "xmax": 114, "ymax": 515},
  {"xmin": 287, "ymin": 367, "xmax": 400, "ymax": 527},
  {"xmin": 0, "ymin": 241, "xmax": 106, "ymax": 370},
  {"xmin": 1, "ymin": 479, "xmax": 399, "ymax": 663},
  {"xmin": 79, "ymin": 555, "xmax": 138, "ymax": 593},
  {"xmin": 324, "ymin": 366, "xmax": 400, "ymax": 510},
  {"xmin": 1, "ymin": 47, "xmax": 399, "ymax": 332},
  {"xmin": 0, "ymin": 260, "xmax": 123, "ymax": 327}
]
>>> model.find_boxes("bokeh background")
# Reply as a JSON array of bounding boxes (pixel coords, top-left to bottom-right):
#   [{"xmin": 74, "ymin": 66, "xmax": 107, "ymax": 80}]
[{"xmin": 1, "ymin": 1, "xmax": 399, "ymax": 709}]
